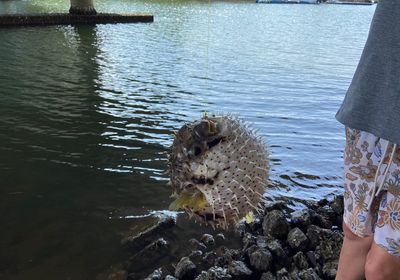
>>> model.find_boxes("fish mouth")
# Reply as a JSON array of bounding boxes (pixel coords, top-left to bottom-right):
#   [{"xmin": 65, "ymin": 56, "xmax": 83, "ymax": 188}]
[{"xmin": 168, "ymin": 189, "xmax": 210, "ymax": 212}]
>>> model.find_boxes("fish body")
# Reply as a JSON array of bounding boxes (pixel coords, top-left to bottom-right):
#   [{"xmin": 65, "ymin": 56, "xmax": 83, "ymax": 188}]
[{"xmin": 168, "ymin": 114, "xmax": 269, "ymax": 229}]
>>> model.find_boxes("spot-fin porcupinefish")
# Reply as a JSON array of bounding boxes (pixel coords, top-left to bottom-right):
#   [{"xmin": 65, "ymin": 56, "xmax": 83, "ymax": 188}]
[{"xmin": 167, "ymin": 113, "xmax": 269, "ymax": 229}]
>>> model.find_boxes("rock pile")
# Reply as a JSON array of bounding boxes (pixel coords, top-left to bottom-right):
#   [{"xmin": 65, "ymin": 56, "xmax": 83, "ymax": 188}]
[{"xmin": 106, "ymin": 196, "xmax": 344, "ymax": 280}]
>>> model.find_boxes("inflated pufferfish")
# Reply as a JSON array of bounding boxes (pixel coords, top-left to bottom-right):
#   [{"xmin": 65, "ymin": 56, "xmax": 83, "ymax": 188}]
[{"xmin": 168, "ymin": 113, "xmax": 269, "ymax": 229}]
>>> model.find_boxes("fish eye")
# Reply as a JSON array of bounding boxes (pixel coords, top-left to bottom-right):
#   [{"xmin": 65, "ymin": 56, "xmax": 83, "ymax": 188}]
[
  {"xmin": 192, "ymin": 145, "xmax": 202, "ymax": 157},
  {"xmin": 187, "ymin": 144, "xmax": 202, "ymax": 158}
]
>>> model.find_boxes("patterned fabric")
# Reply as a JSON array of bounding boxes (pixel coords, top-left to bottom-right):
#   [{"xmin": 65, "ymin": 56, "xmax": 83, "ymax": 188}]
[{"xmin": 343, "ymin": 127, "xmax": 400, "ymax": 257}]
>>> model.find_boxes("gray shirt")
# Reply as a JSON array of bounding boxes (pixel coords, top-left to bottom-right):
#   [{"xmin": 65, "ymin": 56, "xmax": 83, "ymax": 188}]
[{"xmin": 336, "ymin": 0, "xmax": 400, "ymax": 144}]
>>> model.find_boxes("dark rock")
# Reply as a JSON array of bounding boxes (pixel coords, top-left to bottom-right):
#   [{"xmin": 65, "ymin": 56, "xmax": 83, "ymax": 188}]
[
  {"xmin": 189, "ymin": 250, "xmax": 204, "ymax": 263},
  {"xmin": 195, "ymin": 267, "xmax": 232, "ymax": 280},
  {"xmin": 322, "ymin": 261, "xmax": 337, "ymax": 280},
  {"xmin": 202, "ymin": 251, "xmax": 218, "ymax": 266},
  {"xmin": 305, "ymin": 251, "xmax": 317, "ymax": 268},
  {"xmin": 227, "ymin": 261, "xmax": 252, "ymax": 280},
  {"xmin": 249, "ymin": 248, "xmax": 272, "ymax": 272},
  {"xmin": 189, "ymin": 238, "xmax": 208, "ymax": 251},
  {"xmin": 215, "ymin": 247, "xmax": 234, "ymax": 267},
  {"xmin": 312, "ymin": 212, "xmax": 333, "ymax": 229},
  {"xmin": 315, "ymin": 231, "xmax": 342, "ymax": 263},
  {"xmin": 264, "ymin": 200, "xmax": 292, "ymax": 212},
  {"xmin": 276, "ymin": 268, "xmax": 289, "ymax": 280},
  {"xmin": 229, "ymin": 249, "xmax": 241, "ymax": 261},
  {"xmin": 242, "ymin": 233, "xmax": 256, "ymax": 251},
  {"xmin": 144, "ymin": 268, "xmax": 163, "ymax": 280},
  {"xmin": 330, "ymin": 196, "xmax": 344, "ymax": 216},
  {"xmin": 175, "ymin": 257, "xmax": 197, "ymax": 280},
  {"xmin": 216, "ymin": 233, "xmax": 226, "ymax": 241},
  {"xmin": 266, "ymin": 239, "xmax": 290, "ymax": 268},
  {"xmin": 297, "ymin": 268, "xmax": 321, "ymax": 280},
  {"xmin": 290, "ymin": 209, "xmax": 313, "ymax": 230},
  {"xmin": 165, "ymin": 276, "xmax": 178, "ymax": 280},
  {"xmin": 317, "ymin": 199, "xmax": 329, "ymax": 207},
  {"xmin": 260, "ymin": 272, "xmax": 277, "ymax": 280},
  {"xmin": 293, "ymin": 252, "xmax": 309, "ymax": 270},
  {"xmin": 121, "ymin": 216, "xmax": 175, "ymax": 249},
  {"xmin": 287, "ymin": 228, "xmax": 308, "ymax": 251},
  {"xmin": 306, "ymin": 225, "xmax": 323, "ymax": 250},
  {"xmin": 256, "ymin": 235, "xmax": 269, "ymax": 249},
  {"xmin": 262, "ymin": 210, "xmax": 290, "ymax": 239},
  {"xmin": 201, "ymin": 234, "xmax": 215, "ymax": 247}
]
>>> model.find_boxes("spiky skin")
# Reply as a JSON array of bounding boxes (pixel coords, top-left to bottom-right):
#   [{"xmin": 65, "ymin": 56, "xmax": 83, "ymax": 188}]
[{"xmin": 168, "ymin": 114, "xmax": 269, "ymax": 229}]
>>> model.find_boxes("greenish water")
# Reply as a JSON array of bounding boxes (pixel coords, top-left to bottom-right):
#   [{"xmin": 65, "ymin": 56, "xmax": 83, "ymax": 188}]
[{"xmin": 0, "ymin": 1, "xmax": 375, "ymax": 279}]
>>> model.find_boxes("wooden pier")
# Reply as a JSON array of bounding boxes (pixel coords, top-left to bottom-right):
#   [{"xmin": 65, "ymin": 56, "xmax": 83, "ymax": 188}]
[{"xmin": 0, "ymin": 13, "xmax": 153, "ymax": 27}]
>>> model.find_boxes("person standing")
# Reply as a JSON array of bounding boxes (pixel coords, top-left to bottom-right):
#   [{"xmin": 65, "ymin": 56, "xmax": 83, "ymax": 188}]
[{"xmin": 335, "ymin": 0, "xmax": 400, "ymax": 279}]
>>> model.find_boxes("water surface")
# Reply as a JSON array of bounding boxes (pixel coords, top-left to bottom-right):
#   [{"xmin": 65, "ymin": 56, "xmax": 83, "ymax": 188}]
[{"xmin": 0, "ymin": 1, "xmax": 375, "ymax": 279}]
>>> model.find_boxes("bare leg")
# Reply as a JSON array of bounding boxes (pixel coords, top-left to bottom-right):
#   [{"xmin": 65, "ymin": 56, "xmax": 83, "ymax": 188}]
[
  {"xmin": 365, "ymin": 241, "xmax": 400, "ymax": 280},
  {"xmin": 335, "ymin": 223, "xmax": 373, "ymax": 280}
]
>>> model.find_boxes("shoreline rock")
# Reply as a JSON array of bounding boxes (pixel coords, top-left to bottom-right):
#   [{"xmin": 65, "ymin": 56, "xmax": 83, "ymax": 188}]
[{"xmin": 107, "ymin": 196, "xmax": 344, "ymax": 280}]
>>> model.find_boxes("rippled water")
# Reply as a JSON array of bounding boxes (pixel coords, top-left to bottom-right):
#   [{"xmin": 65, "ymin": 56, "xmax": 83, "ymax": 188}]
[{"xmin": 0, "ymin": 1, "xmax": 375, "ymax": 279}]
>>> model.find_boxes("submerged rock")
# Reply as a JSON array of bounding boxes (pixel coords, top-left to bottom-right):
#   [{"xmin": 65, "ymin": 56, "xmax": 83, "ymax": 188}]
[
  {"xmin": 175, "ymin": 257, "xmax": 198, "ymax": 280},
  {"xmin": 201, "ymin": 234, "xmax": 215, "ymax": 247},
  {"xmin": 121, "ymin": 216, "xmax": 175, "ymax": 249}
]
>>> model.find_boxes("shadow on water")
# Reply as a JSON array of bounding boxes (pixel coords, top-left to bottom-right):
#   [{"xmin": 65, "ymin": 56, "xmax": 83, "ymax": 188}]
[
  {"xmin": 0, "ymin": 21, "xmax": 231, "ymax": 279},
  {"xmin": 0, "ymin": 24, "xmax": 170, "ymax": 280}
]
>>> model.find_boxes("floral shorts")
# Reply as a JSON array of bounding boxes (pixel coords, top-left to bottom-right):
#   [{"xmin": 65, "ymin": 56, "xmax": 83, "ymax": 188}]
[{"xmin": 343, "ymin": 127, "xmax": 400, "ymax": 257}]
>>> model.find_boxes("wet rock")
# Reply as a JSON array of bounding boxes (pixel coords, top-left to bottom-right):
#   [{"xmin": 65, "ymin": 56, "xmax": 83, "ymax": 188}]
[
  {"xmin": 228, "ymin": 249, "xmax": 241, "ymax": 261},
  {"xmin": 287, "ymin": 228, "xmax": 308, "ymax": 251},
  {"xmin": 262, "ymin": 210, "xmax": 290, "ymax": 239},
  {"xmin": 242, "ymin": 233, "xmax": 256, "ymax": 251},
  {"xmin": 216, "ymin": 233, "xmax": 226, "ymax": 242},
  {"xmin": 264, "ymin": 200, "xmax": 292, "ymax": 212},
  {"xmin": 276, "ymin": 268, "xmax": 289, "ymax": 280},
  {"xmin": 260, "ymin": 272, "xmax": 277, "ymax": 280},
  {"xmin": 227, "ymin": 261, "xmax": 252, "ymax": 280},
  {"xmin": 144, "ymin": 268, "xmax": 163, "ymax": 280},
  {"xmin": 189, "ymin": 250, "xmax": 203, "ymax": 263},
  {"xmin": 322, "ymin": 261, "xmax": 337, "ymax": 280},
  {"xmin": 215, "ymin": 247, "xmax": 234, "ymax": 267},
  {"xmin": 305, "ymin": 251, "xmax": 317, "ymax": 268},
  {"xmin": 201, "ymin": 234, "xmax": 215, "ymax": 247},
  {"xmin": 290, "ymin": 209, "xmax": 313, "ymax": 230},
  {"xmin": 317, "ymin": 199, "xmax": 329, "ymax": 207},
  {"xmin": 189, "ymin": 238, "xmax": 208, "ymax": 251},
  {"xmin": 195, "ymin": 267, "xmax": 232, "ymax": 280},
  {"xmin": 315, "ymin": 231, "xmax": 342, "ymax": 263},
  {"xmin": 249, "ymin": 248, "xmax": 272, "ymax": 272},
  {"xmin": 306, "ymin": 225, "xmax": 323, "ymax": 250},
  {"xmin": 121, "ymin": 216, "xmax": 175, "ymax": 249},
  {"xmin": 256, "ymin": 235, "xmax": 269, "ymax": 249},
  {"xmin": 293, "ymin": 252, "xmax": 309, "ymax": 270},
  {"xmin": 202, "ymin": 251, "xmax": 218, "ymax": 266},
  {"xmin": 175, "ymin": 257, "xmax": 198, "ymax": 280},
  {"xmin": 312, "ymin": 212, "xmax": 332, "ymax": 230},
  {"xmin": 266, "ymin": 239, "xmax": 290, "ymax": 268},
  {"xmin": 330, "ymin": 196, "xmax": 344, "ymax": 216},
  {"xmin": 297, "ymin": 268, "xmax": 321, "ymax": 280}
]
